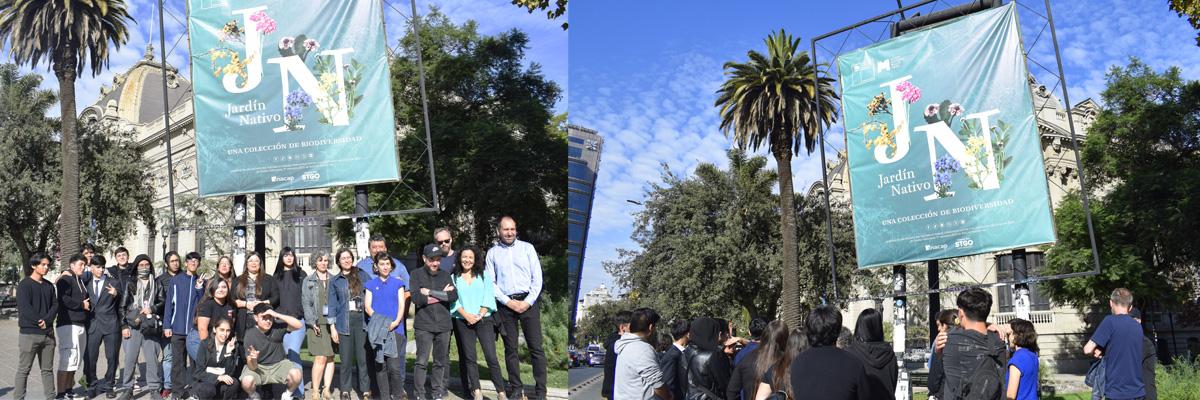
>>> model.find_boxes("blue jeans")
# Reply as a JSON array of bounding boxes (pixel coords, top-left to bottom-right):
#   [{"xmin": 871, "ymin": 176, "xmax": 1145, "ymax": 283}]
[
  {"xmin": 284, "ymin": 320, "xmax": 307, "ymax": 396},
  {"xmin": 161, "ymin": 337, "xmax": 172, "ymax": 390},
  {"xmin": 186, "ymin": 330, "xmax": 201, "ymax": 361}
]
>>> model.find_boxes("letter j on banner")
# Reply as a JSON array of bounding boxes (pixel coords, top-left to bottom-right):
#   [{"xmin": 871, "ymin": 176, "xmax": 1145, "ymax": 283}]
[
  {"xmin": 836, "ymin": 3, "xmax": 1056, "ymax": 269},
  {"xmin": 187, "ymin": 0, "xmax": 400, "ymax": 197}
]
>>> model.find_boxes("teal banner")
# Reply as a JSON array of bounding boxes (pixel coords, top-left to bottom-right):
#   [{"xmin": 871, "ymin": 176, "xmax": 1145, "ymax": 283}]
[
  {"xmin": 837, "ymin": 4, "xmax": 1055, "ymax": 269},
  {"xmin": 188, "ymin": 0, "xmax": 399, "ymax": 197}
]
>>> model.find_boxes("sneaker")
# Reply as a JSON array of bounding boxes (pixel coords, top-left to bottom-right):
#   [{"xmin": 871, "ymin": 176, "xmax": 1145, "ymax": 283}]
[
  {"xmin": 161, "ymin": 389, "xmax": 172, "ymax": 399},
  {"xmin": 107, "ymin": 390, "xmax": 118, "ymax": 399}
]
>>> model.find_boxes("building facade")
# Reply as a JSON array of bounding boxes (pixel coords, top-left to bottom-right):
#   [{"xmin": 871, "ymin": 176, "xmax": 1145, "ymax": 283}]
[
  {"xmin": 576, "ymin": 284, "xmax": 615, "ymax": 325},
  {"xmin": 568, "ymin": 125, "xmax": 603, "ymax": 335}
]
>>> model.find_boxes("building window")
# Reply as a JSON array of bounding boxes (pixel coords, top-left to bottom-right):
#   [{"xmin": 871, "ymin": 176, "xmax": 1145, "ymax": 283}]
[
  {"xmin": 568, "ymin": 136, "xmax": 585, "ymax": 144},
  {"xmin": 568, "ymin": 160, "xmax": 592, "ymax": 182},
  {"xmin": 997, "ymin": 252, "xmax": 1051, "ymax": 312},
  {"xmin": 281, "ymin": 195, "xmax": 332, "ymax": 258},
  {"xmin": 569, "ymin": 146, "xmax": 584, "ymax": 159}
]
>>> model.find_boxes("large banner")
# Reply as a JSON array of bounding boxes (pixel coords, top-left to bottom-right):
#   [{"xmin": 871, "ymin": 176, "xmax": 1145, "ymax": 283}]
[
  {"xmin": 188, "ymin": 0, "xmax": 400, "ymax": 197},
  {"xmin": 837, "ymin": 3, "xmax": 1055, "ymax": 269}
]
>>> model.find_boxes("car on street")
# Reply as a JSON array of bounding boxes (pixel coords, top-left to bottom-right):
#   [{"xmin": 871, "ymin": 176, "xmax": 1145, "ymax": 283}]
[{"xmin": 588, "ymin": 350, "xmax": 605, "ymax": 367}]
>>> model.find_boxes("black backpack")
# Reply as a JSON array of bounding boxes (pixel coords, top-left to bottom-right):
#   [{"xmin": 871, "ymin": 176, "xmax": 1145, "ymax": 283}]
[{"xmin": 956, "ymin": 334, "xmax": 1006, "ymax": 400}]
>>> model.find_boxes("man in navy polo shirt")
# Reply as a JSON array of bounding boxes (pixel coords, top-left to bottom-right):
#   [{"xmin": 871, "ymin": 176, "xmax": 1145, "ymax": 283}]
[{"xmin": 1084, "ymin": 288, "xmax": 1146, "ymax": 400}]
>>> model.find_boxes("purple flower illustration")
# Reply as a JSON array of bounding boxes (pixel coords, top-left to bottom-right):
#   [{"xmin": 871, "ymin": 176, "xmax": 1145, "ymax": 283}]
[
  {"xmin": 278, "ymin": 37, "xmax": 294, "ymax": 50},
  {"xmin": 924, "ymin": 104, "xmax": 940, "ymax": 118},
  {"xmin": 303, "ymin": 39, "xmax": 319, "ymax": 52},
  {"xmin": 896, "ymin": 81, "xmax": 921, "ymax": 104},
  {"xmin": 283, "ymin": 89, "xmax": 313, "ymax": 131},
  {"xmin": 948, "ymin": 103, "xmax": 964, "ymax": 116}
]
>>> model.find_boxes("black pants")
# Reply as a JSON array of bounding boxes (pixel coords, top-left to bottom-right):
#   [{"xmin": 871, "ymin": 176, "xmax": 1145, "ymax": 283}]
[
  {"xmin": 192, "ymin": 380, "xmax": 238, "ymax": 399},
  {"xmin": 414, "ymin": 329, "xmax": 450, "ymax": 399},
  {"xmin": 339, "ymin": 313, "xmax": 371, "ymax": 396},
  {"xmin": 84, "ymin": 329, "xmax": 121, "ymax": 392},
  {"xmin": 454, "ymin": 316, "xmax": 507, "ymax": 394},
  {"xmin": 498, "ymin": 301, "xmax": 547, "ymax": 399},
  {"xmin": 170, "ymin": 334, "xmax": 192, "ymax": 393},
  {"xmin": 377, "ymin": 331, "xmax": 407, "ymax": 400}
]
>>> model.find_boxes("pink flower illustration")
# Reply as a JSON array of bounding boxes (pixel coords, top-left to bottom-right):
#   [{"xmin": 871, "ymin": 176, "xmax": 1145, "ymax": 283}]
[
  {"xmin": 948, "ymin": 103, "xmax": 964, "ymax": 116},
  {"xmin": 279, "ymin": 37, "xmax": 294, "ymax": 50},
  {"xmin": 924, "ymin": 104, "xmax": 940, "ymax": 118},
  {"xmin": 250, "ymin": 11, "xmax": 276, "ymax": 35},
  {"xmin": 896, "ymin": 81, "xmax": 921, "ymax": 104},
  {"xmin": 304, "ymin": 39, "xmax": 319, "ymax": 52}
]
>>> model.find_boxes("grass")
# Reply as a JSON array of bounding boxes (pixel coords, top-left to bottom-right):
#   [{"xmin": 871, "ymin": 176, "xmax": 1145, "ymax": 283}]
[
  {"xmin": 297, "ymin": 325, "xmax": 568, "ymax": 389},
  {"xmin": 912, "ymin": 392, "xmax": 1089, "ymax": 400}
]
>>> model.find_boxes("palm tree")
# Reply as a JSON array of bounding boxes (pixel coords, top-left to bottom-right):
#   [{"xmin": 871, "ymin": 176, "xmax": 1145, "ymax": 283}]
[
  {"xmin": 0, "ymin": 0, "xmax": 133, "ymax": 259},
  {"xmin": 715, "ymin": 29, "xmax": 839, "ymax": 327}
]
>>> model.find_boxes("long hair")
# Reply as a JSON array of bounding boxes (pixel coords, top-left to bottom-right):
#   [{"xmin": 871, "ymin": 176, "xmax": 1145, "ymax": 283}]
[
  {"xmin": 751, "ymin": 320, "xmax": 790, "ymax": 400},
  {"xmin": 335, "ymin": 248, "xmax": 363, "ymax": 298},
  {"xmin": 194, "ymin": 278, "xmax": 231, "ymax": 327},
  {"xmin": 854, "ymin": 308, "xmax": 885, "ymax": 343},
  {"xmin": 163, "ymin": 251, "xmax": 180, "ymax": 274},
  {"xmin": 236, "ymin": 251, "xmax": 265, "ymax": 299},
  {"xmin": 779, "ymin": 327, "xmax": 809, "ymax": 397},
  {"xmin": 273, "ymin": 246, "xmax": 305, "ymax": 283},
  {"xmin": 215, "ymin": 255, "xmax": 237, "ymax": 282},
  {"xmin": 452, "ymin": 246, "xmax": 483, "ymax": 278}
]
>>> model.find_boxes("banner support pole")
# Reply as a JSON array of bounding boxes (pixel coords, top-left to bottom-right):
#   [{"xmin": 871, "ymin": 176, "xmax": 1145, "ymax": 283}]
[
  {"xmin": 409, "ymin": 0, "xmax": 440, "ymax": 211},
  {"xmin": 354, "ymin": 185, "xmax": 372, "ymax": 260},
  {"xmin": 233, "ymin": 195, "xmax": 247, "ymax": 275},
  {"xmin": 254, "ymin": 193, "xmax": 266, "ymax": 257},
  {"xmin": 812, "ymin": 39, "xmax": 839, "ymax": 301},
  {"xmin": 927, "ymin": 259, "xmax": 939, "ymax": 346},
  {"xmin": 893, "ymin": 264, "xmax": 910, "ymax": 400},
  {"xmin": 157, "ymin": 0, "xmax": 178, "ymax": 247}
]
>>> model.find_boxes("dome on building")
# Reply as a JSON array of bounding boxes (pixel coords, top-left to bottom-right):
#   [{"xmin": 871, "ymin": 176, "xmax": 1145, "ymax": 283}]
[{"xmin": 80, "ymin": 43, "xmax": 192, "ymax": 125}]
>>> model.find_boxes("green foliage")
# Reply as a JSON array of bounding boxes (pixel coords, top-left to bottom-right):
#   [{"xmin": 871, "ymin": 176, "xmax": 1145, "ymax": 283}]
[
  {"xmin": 0, "ymin": 63, "xmax": 60, "ymax": 260},
  {"xmin": 1170, "ymin": 0, "xmax": 1200, "ymax": 46},
  {"xmin": 79, "ymin": 119, "xmax": 156, "ymax": 249},
  {"xmin": 1042, "ymin": 59, "xmax": 1200, "ymax": 313},
  {"xmin": 1157, "ymin": 359, "xmax": 1200, "ymax": 399},
  {"xmin": 511, "ymin": 0, "xmax": 568, "ymax": 29},
  {"xmin": 539, "ymin": 296, "xmax": 570, "ymax": 370},
  {"xmin": 575, "ymin": 297, "xmax": 636, "ymax": 345},
  {"xmin": 330, "ymin": 9, "xmax": 565, "ymax": 299}
]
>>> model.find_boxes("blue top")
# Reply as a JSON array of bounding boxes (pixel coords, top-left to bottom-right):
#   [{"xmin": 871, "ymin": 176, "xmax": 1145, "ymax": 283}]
[
  {"xmin": 1006, "ymin": 347, "xmax": 1039, "ymax": 400},
  {"xmin": 485, "ymin": 239, "xmax": 543, "ymax": 306},
  {"xmin": 1091, "ymin": 314, "xmax": 1145, "ymax": 398},
  {"xmin": 366, "ymin": 274, "xmax": 407, "ymax": 333},
  {"xmin": 356, "ymin": 256, "xmax": 409, "ymax": 288},
  {"xmin": 439, "ymin": 252, "xmax": 458, "ymax": 273},
  {"xmin": 451, "ymin": 273, "xmax": 496, "ymax": 319},
  {"xmin": 164, "ymin": 273, "xmax": 205, "ymax": 334},
  {"xmin": 733, "ymin": 341, "xmax": 759, "ymax": 367},
  {"xmin": 327, "ymin": 267, "xmax": 371, "ymax": 334}
]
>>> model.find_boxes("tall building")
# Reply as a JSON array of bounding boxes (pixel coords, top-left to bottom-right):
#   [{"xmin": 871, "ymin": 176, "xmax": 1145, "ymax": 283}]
[
  {"xmin": 576, "ymin": 284, "xmax": 614, "ymax": 324},
  {"xmin": 568, "ymin": 124, "xmax": 603, "ymax": 340}
]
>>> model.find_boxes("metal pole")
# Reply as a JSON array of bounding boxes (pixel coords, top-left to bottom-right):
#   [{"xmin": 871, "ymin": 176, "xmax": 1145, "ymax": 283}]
[
  {"xmin": 1012, "ymin": 249, "xmax": 1031, "ymax": 321},
  {"xmin": 157, "ymin": 0, "xmax": 177, "ymax": 245},
  {"xmin": 1044, "ymin": 0, "xmax": 1102, "ymax": 274},
  {"xmin": 811, "ymin": 39, "xmax": 839, "ymax": 301},
  {"xmin": 354, "ymin": 185, "xmax": 372, "ymax": 259},
  {"xmin": 893, "ymin": 264, "xmax": 910, "ymax": 400},
  {"xmin": 254, "ymin": 193, "xmax": 266, "ymax": 257},
  {"xmin": 233, "ymin": 195, "xmax": 247, "ymax": 275},
  {"xmin": 927, "ymin": 259, "xmax": 939, "ymax": 346},
  {"xmin": 409, "ymin": 0, "xmax": 440, "ymax": 211}
]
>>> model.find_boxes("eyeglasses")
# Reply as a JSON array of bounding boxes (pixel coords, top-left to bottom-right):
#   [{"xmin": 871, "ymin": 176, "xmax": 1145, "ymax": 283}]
[{"xmin": 437, "ymin": 239, "xmax": 452, "ymax": 245}]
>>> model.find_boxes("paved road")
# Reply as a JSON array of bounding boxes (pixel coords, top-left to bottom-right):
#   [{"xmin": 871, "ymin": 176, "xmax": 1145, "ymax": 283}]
[{"xmin": 568, "ymin": 366, "xmax": 603, "ymax": 400}]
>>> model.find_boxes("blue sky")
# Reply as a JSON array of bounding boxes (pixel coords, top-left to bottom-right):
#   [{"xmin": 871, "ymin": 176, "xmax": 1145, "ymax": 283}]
[
  {"xmin": 1, "ymin": 0, "xmax": 566, "ymax": 118},
  {"xmin": 570, "ymin": 0, "xmax": 1200, "ymax": 300}
]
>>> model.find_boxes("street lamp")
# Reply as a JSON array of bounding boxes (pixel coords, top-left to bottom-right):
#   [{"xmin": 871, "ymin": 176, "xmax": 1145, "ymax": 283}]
[{"xmin": 626, "ymin": 199, "xmax": 643, "ymax": 206}]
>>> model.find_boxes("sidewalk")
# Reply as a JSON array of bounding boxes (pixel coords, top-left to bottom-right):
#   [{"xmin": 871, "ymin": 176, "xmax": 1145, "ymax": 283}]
[{"xmin": 0, "ymin": 319, "xmax": 565, "ymax": 399}]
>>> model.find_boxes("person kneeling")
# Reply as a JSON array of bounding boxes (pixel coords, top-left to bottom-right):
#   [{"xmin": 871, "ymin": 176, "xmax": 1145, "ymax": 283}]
[
  {"xmin": 194, "ymin": 318, "xmax": 243, "ymax": 399},
  {"xmin": 240, "ymin": 303, "xmax": 303, "ymax": 400}
]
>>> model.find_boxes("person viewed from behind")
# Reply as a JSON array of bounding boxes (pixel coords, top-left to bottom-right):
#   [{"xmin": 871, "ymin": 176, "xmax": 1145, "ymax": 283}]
[
  {"xmin": 234, "ymin": 252, "xmax": 280, "ymax": 338},
  {"xmin": 451, "ymin": 245, "xmax": 507, "ymax": 400},
  {"xmin": 660, "ymin": 319, "xmax": 690, "ymax": 400},
  {"xmin": 486, "ymin": 216, "xmax": 548, "ymax": 400},
  {"xmin": 192, "ymin": 318, "xmax": 243, "ymax": 400},
  {"xmin": 927, "ymin": 309, "xmax": 958, "ymax": 400},
  {"xmin": 941, "ymin": 288, "xmax": 1009, "ymax": 400},
  {"xmin": 734, "ymin": 318, "xmax": 769, "ymax": 368},
  {"xmin": 685, "ymin": 317, "xmax": 732, "ymax": 399},
  {"xmin": 272, "ymin": 247, "xmax": 308, "ymax": 399},
  {"xmin": 14, "ymin": 252, "xmax": 59, "ymax": 400},
  {"xmin": 732, "ymin": 320, "xmax": 787, "ymax": 400},
  {"xmin": 615, "ymin": 308, "xmax": 672, "ymax": 400},
  {"xmin": 1083, "ymin": 288, "xmax": 1146, "ymax": 400},
  {"xmin": 84, "ymin": 255, "xmax": 124, "ymax": 399},
  {"xmin": 56, "ymin": 253, "xmax": 91, "ymax": 400},
  {"xmin": 602, "ymin": 310, "xmax": 632, "ymax": 399},
  {"xmin": 790, "ymin": 305, "xmax": 872, "ymax": 400},
  {"xmin": 848, "ymin": 308, "xmax": 898, "ymax": 399},
  {"xmin": 302, "ymin": 252, "xmax": 337, "ymax": 400},
  {"xmin": 164, "ymin": 251, "xmax": 206, "ymax": 399},
  {"xmin": 240, "ymin": 303, "xmax": 304, "ymax": 399},
  {"xmin": 410, "ymin": 244, "xmax": 457, "ymax": 400},
  {"xmin": 119, "ymin": 254, "xmax": 165, "ymax": 400},
  {"xmin": 760, "ymin": 327, "xmax": 809, "ymax": 400},
  {"xmin": 1129, "ymin": 308, "xmax": 1157, "ymax": 400},
  {"xmin": 1005, "ymin": 318, "xmax": 1039, "ymax": 400},
  {"xmin": 365, "ymin": 252, "xmax": 410, "ymax": 400},
  {"xmin": 328, "ymin": 248, "xmax": 372, "ymax": 400}
]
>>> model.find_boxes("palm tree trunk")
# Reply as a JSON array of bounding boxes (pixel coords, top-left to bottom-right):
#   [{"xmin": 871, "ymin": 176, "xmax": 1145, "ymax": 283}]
[
  {"xmin": 775, "ymin": 149, "xmax": 802, "ymax": 328},
  {"xmin": 55, "ymin": 56, "xmax": 81, "ymax": 260}
]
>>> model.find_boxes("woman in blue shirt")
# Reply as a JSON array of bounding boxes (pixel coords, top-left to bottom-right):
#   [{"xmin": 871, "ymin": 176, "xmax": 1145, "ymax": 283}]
[
  {"xmin": 365, "ymin": 252, "xmax": 408, "ymax": 400},
  {"xmin": 1006, "ymin": 318, "xmax": 1039, "ymax": 400},
  {"xmin": 452, "ymin": 246, "xmax": 506, "ymax": 400}
]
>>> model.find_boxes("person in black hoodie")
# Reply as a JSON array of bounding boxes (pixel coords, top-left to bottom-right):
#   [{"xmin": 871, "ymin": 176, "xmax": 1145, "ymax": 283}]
[
  {"xmin": 940, "ymin": 288, "xmax": 1009, "ymax": 400},
  {"xmin": 119, "ymin": 254, "xmax": 166, "ymax": 400},
  {"xmin": 158, "ymin": 251, "xmax": 181, "ymax": 399},
  {"xmin": 848, "ymin": 308, "xmax": 898, "ymax": 399},
  {"xmin": 1130, "ymin": 308, "xmax": 1158, "ymax": 400},
  {"xmin": 602, "ymin": 310, "xmax": 632, "ymax": 399},
  {"xmin": 790, "ymin": 306, "xmax": 873, "ymax": 400},
  {"xmin": 15, "ymin": 252, "xmax": 59, "ymax": 400},
  {"xmin": 56, "ymin": 253, "xmax": 92, "ymax": 399},
  {"xmin": 411, "ymin": 243, "xmax": 459, "ymax": 400},
  {"xmin": 108, "ymin": 247, "xmax": 136, "ymax": 287},
  {"xmin": 192, "ymin": 317, "xmax": 243, "ymax": 399},
  {"xmin": 685, "ymin": 317, "xmax": 731, "ymax": 399},
  {"xmin": 926, "ymin": 309, "xmax": 957, "ymax": 400}
]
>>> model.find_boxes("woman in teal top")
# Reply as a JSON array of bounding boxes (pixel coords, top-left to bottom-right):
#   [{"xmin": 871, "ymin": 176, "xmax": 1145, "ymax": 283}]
[{"xmin": 451, "ymin": 246, "xmax": 508, "ymax": 400}]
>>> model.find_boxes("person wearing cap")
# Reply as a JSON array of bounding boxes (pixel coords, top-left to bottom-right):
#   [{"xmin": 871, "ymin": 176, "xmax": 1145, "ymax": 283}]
[
  {"xmin": 1129, "ymin": 307, "xmax": 1158, "ymax": 400},
  {"xmin": 240, "ymin": 303, "xmax": 303, "ymax": 399},
  {"xmin": 411, "ymin": 243, "xmax": 459, "ymax": 400},
  {"xmin": 486, "ymin": 216, "xmax": 547, "ymax": 400},
  {"xmin": 364, "ymin": 251, "xmax": 409, "ymax": 400}
]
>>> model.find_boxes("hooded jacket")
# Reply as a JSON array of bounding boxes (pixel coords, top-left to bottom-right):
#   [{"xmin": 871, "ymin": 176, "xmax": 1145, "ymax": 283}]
[
  {"xmin": 122, "ymin": 254, "xmax": 165, "ymax": 333},
  {"xmin": 685, "ymin": 317, "xmax": 731, "ymax": 400},
  {"xmin": 614, "ymin": 333, "xmax": 664, "ymax": 400},
  {"xmin": 848, "ymin": 340, "xmax": 899, "ymax": 399},
  {"xmin": 164, "ymin": 271, "xmax": 206, "ymax": 334},
  {"xmin": 943, "ymin": 327, "xmax": 1008, "ymax": 400}
]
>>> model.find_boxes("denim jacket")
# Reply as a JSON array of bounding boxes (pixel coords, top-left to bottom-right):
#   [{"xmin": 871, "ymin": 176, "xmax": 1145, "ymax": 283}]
[{"xmin": 327, "ymin": 267, "xmax": 371, "ymax": 334}]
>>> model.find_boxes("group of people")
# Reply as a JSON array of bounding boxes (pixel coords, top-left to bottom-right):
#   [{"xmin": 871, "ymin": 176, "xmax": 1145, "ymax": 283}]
[
  {"xmin": 604, "ymin": 286, "xmax": 1158, "ymax": 400},
  {"xmin": 13, "ymin": 216, "xmax": 550, "ymax": 400}
]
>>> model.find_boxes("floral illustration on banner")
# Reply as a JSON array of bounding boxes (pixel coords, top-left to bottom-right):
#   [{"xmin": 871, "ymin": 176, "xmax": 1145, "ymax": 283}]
[
  {"xmin": 277, "ymin": 32, "xmax": 364, "ymax": 126},
  {"xmin": 206, "ymin": 11, "xmax": 276, "ymax": 86},
  {"xmin": 283, "ymin": 90, "xmax": 313, "ymax": 131},
  {"xmin": 921, "ymin": 95, "xmax": 1013, "ymax": 189},
  {"xmin": 933, "ymin": 155, "xmax": 961, "ymax": 198},
  {"xmin": 857, "ymin": 80, "xmax": 920, "ymax": 157}
]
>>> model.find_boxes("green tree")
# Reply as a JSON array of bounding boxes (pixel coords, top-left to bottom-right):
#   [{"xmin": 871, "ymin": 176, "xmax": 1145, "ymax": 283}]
[
  {"xmin": 714, "ymin": 29, "xmax": 840, "ymax": 327},
  {"xmin": 575, "ymin": 297, "xmax": 636, "ymax": 345},
  {"xmin": 332, "ymin": 9, "xmax": 565, "ymax": 296},
  {"xmin": 1170, "ymin": 0, "xmax": 1200, "ymax": 46},
  {"xmin": 1042, "ymin": 59, "xmax": 1200, "ymax": 313},
  {"xmin": 0, "ymin": 0, "xmax": 133, "ymax": 259},
  {"xmin": 511, "ymin": 0, "xmax": 567, "ymax": 29},
  {"xmin": 79, "ymin": 119, "xmax": 155, "ymax": 249}
]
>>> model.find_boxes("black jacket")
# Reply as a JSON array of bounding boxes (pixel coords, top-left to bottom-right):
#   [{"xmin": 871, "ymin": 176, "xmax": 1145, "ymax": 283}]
[
  {"xmin": 1143, "ymin": 335, "xmax": 1158, "ymax": 400},
  {"xmin": 848, "ymin": 341, "xmax": 898, "ymax": 399},
  {"xmin": 684, "ymin": 345, "xmax": 731, "ymax": 400},
  {"xmin": 122, "ymin": 276, "xmax": 165, "ymax": 333},
  {"xmin": 791, "ymin": 346, "xmax": 874, "ymax": 400},
  {"xmin": 410, "ymin": 266, "xmax": 457, "ymax": 333},
  {"xmin": 942, "ymin": 328, "xmax": 1008, "ymax": 400},
  {"xmin": 85, "ymin": 272, "xmax": 124, "ymax": 334},
  {"xmin": 195, "ymin": 337, "xmax": 244, "ymax": 384},
  {"xmin": 17, "ymin": 277, "xmax": 58, "ymax": 335},
  {"xmin": 727, "ymin": 347, "xmax": 760, "ymax": 400},
  {"xmin": 107, "ymin": 264, "xmax": 136, "ymax": 288},
  {"xmin": 661, "ymin": 344, "xmax": 687, "ymax": 400},
  {"xmin": 602, "ymin": 333, "xmax": 619, "ymax": 399},
  {"xmin": 56, "ymin": 272, "xmax": 91, "ymax": 327},
  {"xmin": 927, "ymin": 347, "xmax": 946, "ymax": 399},
  {"xmin": 234, "ymin": 274, "xmax": 281, "ymax": 336}
]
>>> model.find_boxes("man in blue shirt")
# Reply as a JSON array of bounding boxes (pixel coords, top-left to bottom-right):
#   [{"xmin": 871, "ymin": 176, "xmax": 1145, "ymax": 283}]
[
  {"xmin": 355, "ymin": 234, "xmax": 411, "ymax": 284},
  {"xmin": 1084, "ymin": 288, "xmax": 1146, "ymax": 400},
  {"xmin": 487, "ymin": 216, "xmax": 546, "ymax": 400}
]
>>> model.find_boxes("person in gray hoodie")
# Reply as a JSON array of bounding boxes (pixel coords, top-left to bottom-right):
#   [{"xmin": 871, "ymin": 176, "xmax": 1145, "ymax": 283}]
[{"xmin": 615, "ymin": 308, "xmax": 673, "ymax": 400}]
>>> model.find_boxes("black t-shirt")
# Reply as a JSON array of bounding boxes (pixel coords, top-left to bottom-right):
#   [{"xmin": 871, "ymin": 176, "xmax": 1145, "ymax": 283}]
[
  {"xmin": 197, "ymin": 298, "xmax": 236, "ymax": 325},
  {"xmin": 277, "ymin": 270, "xmax": 303, "ymax": 318},
  {"xmin": 243, "ymin": 322, "xmax": 288, "ymax": 365},
  {"xmin": 790, "ymin": 346, "xmax": 873, "ymax": 400}
]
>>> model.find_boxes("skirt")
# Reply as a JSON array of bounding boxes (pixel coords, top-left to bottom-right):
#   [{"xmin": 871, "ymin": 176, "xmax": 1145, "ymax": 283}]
[{"xmin": 306, "ymin": 322, "xmax": 336, "ymax": 356}]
